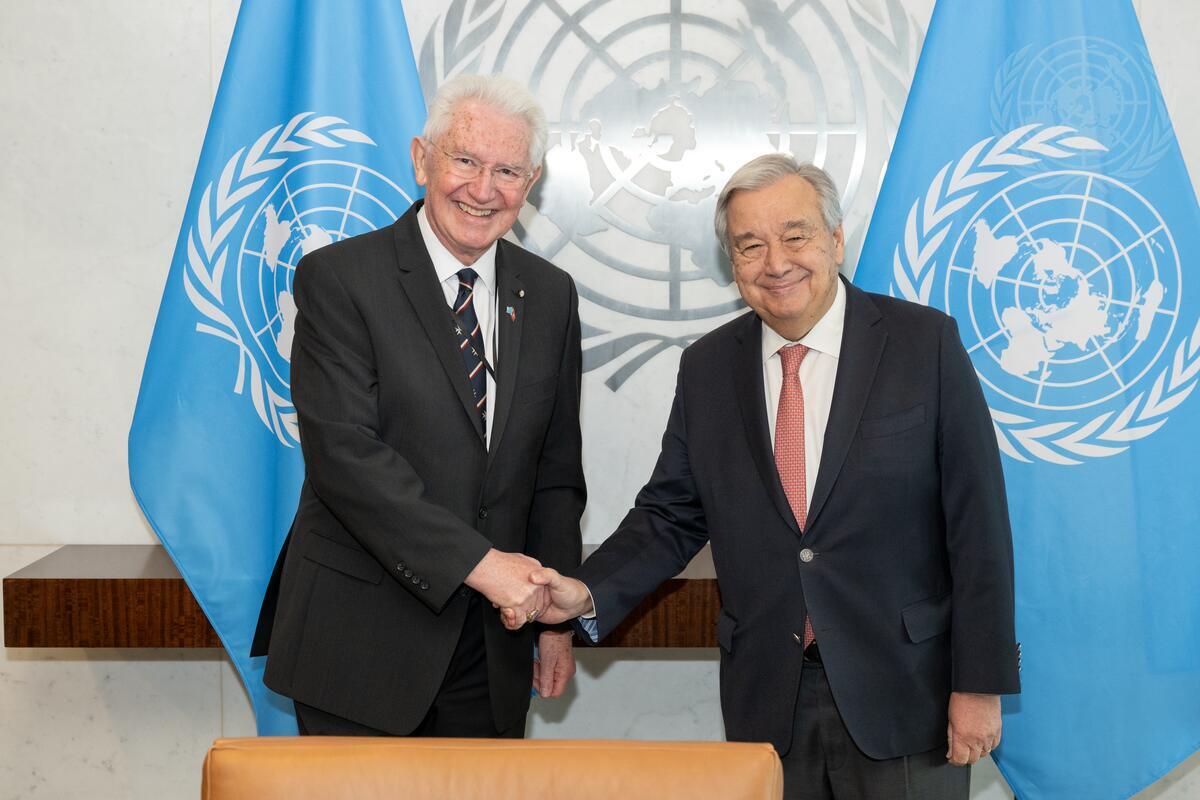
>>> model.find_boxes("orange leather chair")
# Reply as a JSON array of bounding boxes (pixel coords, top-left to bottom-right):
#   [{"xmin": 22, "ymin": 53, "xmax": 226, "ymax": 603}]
[{"xmin": 202, "ymin": 737, "xmax": 783, "ymax": 800}]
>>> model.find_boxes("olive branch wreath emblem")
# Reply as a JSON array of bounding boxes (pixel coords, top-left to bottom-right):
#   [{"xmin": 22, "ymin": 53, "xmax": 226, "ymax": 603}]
[
  {"xmin": 889, "ymin": 123, "xmax": 1200, "ymax": 465},
  {"xmin": 181, "ymin": 113, "xmax": 376, "ymax": 446}
]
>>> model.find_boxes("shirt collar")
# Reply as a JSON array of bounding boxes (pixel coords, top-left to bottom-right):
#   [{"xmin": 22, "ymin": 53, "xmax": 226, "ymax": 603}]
[
  {"xmin": 417, "ymin": 205, "xmax": 498, "ymax": 293},
  {"xmin": 760, "ymin": 277, "xmax": 847, "ymax": 364}
]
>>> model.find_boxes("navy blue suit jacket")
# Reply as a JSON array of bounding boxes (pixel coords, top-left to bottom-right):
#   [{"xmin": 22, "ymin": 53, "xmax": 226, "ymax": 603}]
[{"xmin": 575, "ymin": 278, "xmax": 1019, "ymax": 758}]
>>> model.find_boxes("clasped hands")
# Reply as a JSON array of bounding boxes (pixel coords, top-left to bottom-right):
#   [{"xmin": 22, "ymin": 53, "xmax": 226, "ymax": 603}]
[{"xmin": 463, "ymin": 549, "xmax": 592, "ymax": 631}]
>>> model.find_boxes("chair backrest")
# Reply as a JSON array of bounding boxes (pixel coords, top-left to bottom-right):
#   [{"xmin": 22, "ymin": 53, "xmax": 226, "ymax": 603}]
[{"xmin": 202, "ymin": 737, "xmax": 783, "ymax": 800}]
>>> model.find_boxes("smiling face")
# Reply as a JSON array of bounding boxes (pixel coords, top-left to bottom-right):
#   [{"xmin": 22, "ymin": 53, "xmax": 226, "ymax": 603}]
[
  {"xmin": 411, "ymin": 99, "xmax": 541, "ymax": 265},
  {"xmin": 726, "ymin": 174, "xmax": 845, "ymax": 340}
]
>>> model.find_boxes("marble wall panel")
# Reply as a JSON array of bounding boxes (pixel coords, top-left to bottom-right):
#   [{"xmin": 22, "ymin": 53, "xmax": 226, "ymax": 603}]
[
  {"xmin": 527, "ymin": 649, "xmax": 724, "ymax": 740},
  {"xmin": 0, "ymin": 546, "xmax": 223, "ymax": 800},
  {"xmin": 0, "ymin": 0, "xmax": 214, "ymax": 547}
]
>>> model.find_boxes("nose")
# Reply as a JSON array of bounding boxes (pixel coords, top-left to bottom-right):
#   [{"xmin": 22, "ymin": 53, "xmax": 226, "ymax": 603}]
[
  {"xmin": 763, "ymin": 241, "xmax": 790, "ymax": 275},
  {"xmin": 465, "ymin": 168, "xmax": 498, "ymax": 201}
]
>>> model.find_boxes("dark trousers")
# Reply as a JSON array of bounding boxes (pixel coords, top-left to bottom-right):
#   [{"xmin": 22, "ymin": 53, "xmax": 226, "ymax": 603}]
[
  {"xmin": 782, "ymin": 654, "xmax": 969, "ymax": 800},
  {"xmin": 295, "ymin": 594, "xmax": 525, "ymax": 739}
]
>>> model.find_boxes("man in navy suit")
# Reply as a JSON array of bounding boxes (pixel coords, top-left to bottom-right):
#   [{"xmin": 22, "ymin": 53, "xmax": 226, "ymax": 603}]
[{"xmin": 510, "ymin": 155, "xmax": 1019, "ymax": 799}]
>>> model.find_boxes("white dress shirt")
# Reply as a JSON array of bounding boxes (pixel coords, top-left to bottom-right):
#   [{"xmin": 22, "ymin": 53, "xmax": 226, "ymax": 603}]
[
  {"xmin": 760, "ymin": 278, "xmax": 847, "ymax": 503},
  {"xmin": 417, "ymin": 206, "xmax": 499, "ymax": 449}
]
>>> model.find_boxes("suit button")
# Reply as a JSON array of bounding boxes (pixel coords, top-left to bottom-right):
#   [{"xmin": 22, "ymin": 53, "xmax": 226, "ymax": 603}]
[
  {"xmin": 420, "ymin": 581, "xmax": 429, "ymax": 590},
  {"xmin": 411, "ymin": 576, "xmax": 420, "ymax": 584},
  {"xmin": 403, "ymin": 569, "xmax": 413, "ymax": 578},
  {"xmin": 799, "ymin": 548, "xmax": 815, "ymax": 563},
  {"xmin": 398, "ymin": 561, "xmax": 406, "ymax": 570},
  {"xmin": 478, "ymin": 507, "xmax": 488, "ymax": 520}
]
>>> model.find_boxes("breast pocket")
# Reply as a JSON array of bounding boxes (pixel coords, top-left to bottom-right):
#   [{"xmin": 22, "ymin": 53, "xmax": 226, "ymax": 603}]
[
  {"xmin": 853, "ymin": 403, "xmax": 927, "ymax": 469},
  {"xmin": 860, "ymin": 403, "xmax": 926, "ymax": 439},
  {"xmin": 517, "ymin": 373, "xmax": 558, "ymax": 405}
]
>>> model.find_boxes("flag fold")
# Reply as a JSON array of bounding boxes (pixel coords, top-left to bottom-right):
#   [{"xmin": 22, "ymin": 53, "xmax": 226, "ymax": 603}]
[{"xmin": 129, "ymin": 0, "xmax": 426, "ymax": 735}]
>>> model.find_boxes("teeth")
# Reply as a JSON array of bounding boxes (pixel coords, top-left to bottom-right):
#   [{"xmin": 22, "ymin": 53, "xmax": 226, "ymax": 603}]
[{"xmin": 458, "ymin": 202, "xmax": 493, "ymax": 217}]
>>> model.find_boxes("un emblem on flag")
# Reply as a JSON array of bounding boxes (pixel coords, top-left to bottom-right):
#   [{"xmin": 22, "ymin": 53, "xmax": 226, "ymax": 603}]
[
  {"xmin": 239, "ymin": 162, "xmax": 413, "ymax": 393},
  {"xmin": 890, "ymin": 124, "xmax": 1200, "ymax": 465},
  {"xmin": 991, "ymin": 37, "xmax": 1173, "ymax": 183},
  {"xmin": 182, "ymin": 114, "xmax": 414, "ymax": 445}
]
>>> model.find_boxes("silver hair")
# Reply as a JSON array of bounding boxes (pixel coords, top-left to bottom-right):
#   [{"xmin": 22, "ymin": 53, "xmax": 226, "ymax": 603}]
[
  {"xmin": 423, "ymin": 74, "xmax": 548, "ymax": 168},
  {"xmin": 714, "ymin": 154, "xmax": 844, "ymax": 257}
]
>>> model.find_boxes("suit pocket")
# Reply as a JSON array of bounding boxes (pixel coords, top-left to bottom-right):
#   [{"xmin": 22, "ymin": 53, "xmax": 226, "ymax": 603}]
[
  {"xmin": 301, "ymin": 531, "xmax": 384, "ymax": 585},
  {"xmin": 860, "ymin": 403, "xmax": 926, "ymax": 439},
  {"xmin": 716, "ymin": 608, "xmax": 737, "ymax": 653},
  {"xmin": 518, "ymin": 373, "xmax": 559, "ymax": 404},
  {"xmin": 902, "ymin": 592, "xmax": 951, "ymax": 643}
]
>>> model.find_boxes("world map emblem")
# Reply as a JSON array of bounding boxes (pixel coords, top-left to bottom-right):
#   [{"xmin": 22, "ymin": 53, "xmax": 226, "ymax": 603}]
[
  {"xmin": 889, "ymin": 123, "xmax": 1200, "ymax": 465},
  {"xmin": 419, "ymin": 0, "xmax": 920, "ymax": 388},
  {"xmin": 182, "ymin": 114, "xmax": 414, "ymax": 445},
  {"xmin": 991, "ymin": 36, "xmax": 1173, "ymax": 182}
]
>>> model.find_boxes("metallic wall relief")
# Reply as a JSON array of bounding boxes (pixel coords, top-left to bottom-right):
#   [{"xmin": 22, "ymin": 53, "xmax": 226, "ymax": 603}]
[{"xmin": 420, "ymin": 0, "xmax": 921, "ymax": 387}]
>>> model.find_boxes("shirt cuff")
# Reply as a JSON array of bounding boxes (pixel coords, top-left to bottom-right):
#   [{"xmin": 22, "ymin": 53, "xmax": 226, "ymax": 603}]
[{"xmin": 578, "ymin": 585, "xmax": 599, "ymax": 643}]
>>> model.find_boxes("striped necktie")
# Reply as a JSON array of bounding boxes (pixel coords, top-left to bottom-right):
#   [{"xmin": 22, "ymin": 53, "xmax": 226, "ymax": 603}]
[{"xmin": 453, "ymin": 268, "xmax": 487, "ymax": 435}]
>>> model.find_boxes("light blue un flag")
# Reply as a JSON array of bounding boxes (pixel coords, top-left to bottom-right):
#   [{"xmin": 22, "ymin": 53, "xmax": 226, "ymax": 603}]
[
  {"xmin": 129, "ymin": 1, "xmax": 425, "ymax": 735},
  {"xmin": 856, "ymin": 1, "xmax": 1200, "ymax": 797}
]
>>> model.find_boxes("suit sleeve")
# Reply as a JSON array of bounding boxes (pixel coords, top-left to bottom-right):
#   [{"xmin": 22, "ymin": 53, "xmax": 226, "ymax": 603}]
[
  {"xmin": 572, "ymin": 355, "xmax": 710, "ymax": 641},
  {"xmin": 938, "ymin": 315, "xmax": 1021, "ymax": 694},
  {"xmin": 290, "ymin": 252, "xmax": 492, "ymax": 613},
  {"xmin": 524, "ymin": 277, "xmax": 585, "ymax": 576}
]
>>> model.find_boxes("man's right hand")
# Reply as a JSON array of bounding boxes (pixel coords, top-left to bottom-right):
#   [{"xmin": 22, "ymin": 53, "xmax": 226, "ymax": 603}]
[
  {"xmin": 501, "ymin": 567, "xmax": 594, "ymax": 630},
  {"xmin": 463, "ymin": 549, "xmax": 547, "ymax": 620}
]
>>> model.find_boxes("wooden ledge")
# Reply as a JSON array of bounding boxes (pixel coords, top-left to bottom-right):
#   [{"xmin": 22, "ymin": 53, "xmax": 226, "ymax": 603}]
[{"xmin": 4, "ymin": 545, "xmax": 720, "ymax": 649}]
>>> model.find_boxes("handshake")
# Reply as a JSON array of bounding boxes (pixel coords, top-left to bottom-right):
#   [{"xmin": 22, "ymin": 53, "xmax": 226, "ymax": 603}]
[{"xmin": 463, "ymin": 548, "xmax": 594, "ymax": 631}]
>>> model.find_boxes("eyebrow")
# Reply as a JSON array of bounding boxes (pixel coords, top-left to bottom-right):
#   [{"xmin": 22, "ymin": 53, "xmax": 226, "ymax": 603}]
[
  {"xmin": 447, "ymin": 146, "xmax": 528, "ymax": 171},
  {"xmin": 732, "ymin": 220, "xmax": 815, "ymax": 245}
]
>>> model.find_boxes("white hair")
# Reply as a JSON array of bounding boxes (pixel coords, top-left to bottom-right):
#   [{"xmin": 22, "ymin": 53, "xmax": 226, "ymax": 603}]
[
  {"xmin": 423, "ymin": 74, "xmax": 548, "ymax": 168},
  {"xmin": 714, "ymin": 154, "xmax": 843, "ymax": 256}
]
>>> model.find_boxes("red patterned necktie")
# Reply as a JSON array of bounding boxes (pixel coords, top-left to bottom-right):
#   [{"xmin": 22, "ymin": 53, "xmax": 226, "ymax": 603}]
[{"xmin": 775, "ymin": 343, "xmax": 815, "ymax": 648}]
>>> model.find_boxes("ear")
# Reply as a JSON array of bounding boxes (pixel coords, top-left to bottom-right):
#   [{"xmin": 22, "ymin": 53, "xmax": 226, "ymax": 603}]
[
  {"xmin": 525, "ymin": 163, "xmax": 543, "ymax": 195},
  {"xmin": 411, "ymin": 137, "xmax": 429, "ymax": 187},
  {"xmin": 832, "ymin": 224, "xmax": 845, "ymax": 264}
]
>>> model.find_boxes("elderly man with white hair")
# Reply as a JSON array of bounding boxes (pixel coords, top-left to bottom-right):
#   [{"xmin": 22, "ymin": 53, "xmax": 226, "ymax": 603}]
[{"xmin": 253, "ymin": 74, "xmax": 585, "ymax": 738}]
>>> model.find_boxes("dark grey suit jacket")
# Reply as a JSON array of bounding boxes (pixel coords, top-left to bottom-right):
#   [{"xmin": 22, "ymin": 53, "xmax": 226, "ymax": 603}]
[
  {"xmin": 253, "ymin": 201, "xmax": 585, "ymax": 734},
  {"xmin": 575, "ymin": 278, "xmax": 1019, "ymax": 758}
]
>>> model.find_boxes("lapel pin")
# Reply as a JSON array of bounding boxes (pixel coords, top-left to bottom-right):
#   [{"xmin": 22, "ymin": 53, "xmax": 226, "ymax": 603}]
[
  {"xmin": 517, "ymin": 289, "xmax": 526, "ymax": 298},
  {"xmin": 506, "ymin": 305, "xmax": 517, "ymax": 322}
]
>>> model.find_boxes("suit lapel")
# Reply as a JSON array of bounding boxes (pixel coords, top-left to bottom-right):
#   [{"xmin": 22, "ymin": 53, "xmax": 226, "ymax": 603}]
[
  {"xmin": 734, "ymin": 313, "xmax": 801, "ymax": 536},
  {"xmin": 487, "ymin": 242, "xmax": 525, "ymax": 465},
  {"xmin": 392, "ymin": 203, "xmax": 486, "ymax": 443},
  {"xmin": 806, "ymin": 279, "xmax": 887, "ymax": 530}
]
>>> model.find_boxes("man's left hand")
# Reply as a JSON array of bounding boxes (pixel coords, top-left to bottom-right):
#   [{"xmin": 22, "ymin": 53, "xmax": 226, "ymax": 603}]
[
  {"xmin": 533, "ymin": 629, "xmax": 576, "ymax": 698},
  {"xmin": 947, "ymin": 691, "xmax": 1001, "ymax": 766}
]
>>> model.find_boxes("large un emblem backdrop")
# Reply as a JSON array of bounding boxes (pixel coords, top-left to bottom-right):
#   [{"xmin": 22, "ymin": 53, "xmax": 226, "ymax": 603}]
[{"xmin": 405, "ymin": 0, "xmax": 926, "ymax": 541}]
